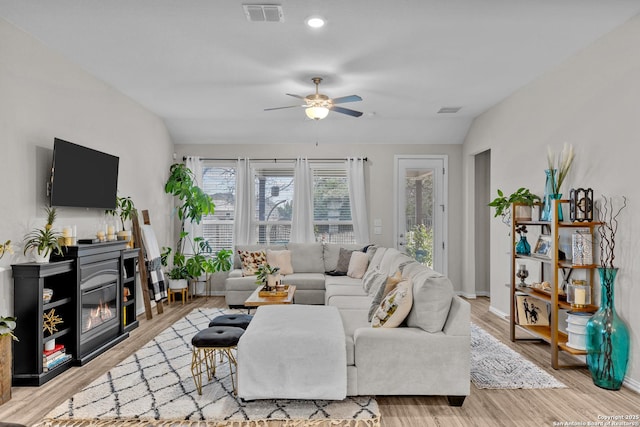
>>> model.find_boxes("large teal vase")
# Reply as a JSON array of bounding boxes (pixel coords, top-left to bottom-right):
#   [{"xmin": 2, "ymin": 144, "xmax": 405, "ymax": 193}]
[
  {"xmin": 541, "ymin": 170, "xmax": 563, "ymax": 221},
  {"xmin": 585, "ymin": 268, "xmax": 630, "ymax": 390}
]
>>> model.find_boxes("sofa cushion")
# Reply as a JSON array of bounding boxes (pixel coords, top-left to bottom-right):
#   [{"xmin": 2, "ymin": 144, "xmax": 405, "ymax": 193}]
[
  {"xmin": 323, "ymin": 243, "xmax": 367, "ymax": 273},
  {"xmin": 336, "ymin": 247, "xmax": 354, "ymax": 274},
  {"xmin": 366, "ymin": 247, "xmax": 387, "ymax": 272},
  {"xmin": 266, "ymin": 249, "xmax": 294, "ymax": 275},
  {"xmin": 237, "ymin": 249, "xmax": 266, "ymax": 276},
  {"xmin": 347, "ymin": 251, "xmax": 369, "ymax": 279},
  {"xmin": 281, "ymin": 273, "xmax": 326, "ymax": 291},
  {"xmin": 405, "ymin": 271, "xmax": 454, "ymax": 333},
  {"xmin": 367, "ymin": 270, "xmax": 403, "ymax": 321},
  {"xmin": 362, "ymin": 268, "xmax": 382, "ymax": 294},
  {"xmin": 372, "ymin": 279, "xmax": 413, "ymax": 328},
  {"xmin": 286, "ymin": 243, "xmax": 325, "ymax": 273}
]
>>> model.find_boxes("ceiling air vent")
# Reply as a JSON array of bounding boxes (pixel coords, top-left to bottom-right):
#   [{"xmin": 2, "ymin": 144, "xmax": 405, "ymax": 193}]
[
  {"xmin": 243, "ymin": 4, "xmax": 284, "ymax": 23},
  {"xmin": 437, "ymin": 106, "xmax": 462, "ymax": 114}
]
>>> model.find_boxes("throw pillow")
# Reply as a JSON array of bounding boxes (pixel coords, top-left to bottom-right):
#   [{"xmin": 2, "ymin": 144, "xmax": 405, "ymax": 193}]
[
  {"xmin": 238, "ymin": 250, "xmax": 266, "ymax": 276},
  {"xmin": 405, "ymin": 271, "xmax": 454, "ymax": 333},
  {"xmin": 335, "ymin": 248, "xmax": 354, "ymax": 273},
  {"xmin": 367, "ymin": 270, "xmax": 403, "ymax": 321},
  {"xmin": 372, "ymin": 279, "xmax": 413, "ymax": 328},
  {"xmin": 362, "ymin": 267, "xmax": 380, "ymax": 293},
  {"xmin": 266, "ymin": 249, "xmax": 294, "ymax": 275},
  {"xmin": 347, "ymin": 251, "xmax": 369, "ymax": 279}
]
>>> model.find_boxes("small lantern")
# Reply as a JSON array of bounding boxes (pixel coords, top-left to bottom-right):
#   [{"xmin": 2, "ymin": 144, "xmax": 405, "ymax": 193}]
[
  {"xmin": 567, "ymin": 279, "xmax": 591, "ymax": 308},
  {"xmin": 569, "ymin": 188, "xmax": 594, "ymax": 222}
]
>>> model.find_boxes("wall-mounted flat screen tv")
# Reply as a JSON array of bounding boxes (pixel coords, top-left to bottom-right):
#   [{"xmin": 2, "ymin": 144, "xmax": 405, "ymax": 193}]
[{"xmin": 50, "ymin": 138, "xmax": 119, "ymax": 210}]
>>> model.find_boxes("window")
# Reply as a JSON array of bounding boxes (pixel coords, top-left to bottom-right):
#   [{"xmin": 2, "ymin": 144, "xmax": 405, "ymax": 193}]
[
  {"xmin": 312, "ymin": 167, "xmax": 355, "ymax": 244},
  {"xmin": 199, "ymin": 160, "xmax": 357, "ymax": 247},
  {"xmin": 253, "ymin": 166, "xmax": 294, "ymax": 244},
  {"xmin": 201, "ymin": 164, "xmax": 235, "ymax": 252}
]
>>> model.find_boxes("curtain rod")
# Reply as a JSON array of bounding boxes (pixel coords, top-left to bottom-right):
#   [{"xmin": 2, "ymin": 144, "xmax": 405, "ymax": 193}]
[{"xmin": 183, "ymin": 156, "xmax": 368, "ymax": 162}]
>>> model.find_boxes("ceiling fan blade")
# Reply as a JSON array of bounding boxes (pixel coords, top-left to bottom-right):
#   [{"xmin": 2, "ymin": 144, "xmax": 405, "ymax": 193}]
[
  {"xmin": 331, "ymin": 105, "xmax": 363, "ymax": 117},
  {"xmin": 286, "ymin": 93, "xmax": 306, "ymax": 100},
  {"xmin": 331, "ymin": 95, "xmax": 362, "ymax": 104},
  {"xmin": 264, "ymin": 105, "xmax": 304, "ymax": 111}
]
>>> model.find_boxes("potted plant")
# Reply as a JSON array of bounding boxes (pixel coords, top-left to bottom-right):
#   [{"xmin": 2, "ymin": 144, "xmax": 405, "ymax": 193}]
[
  {"xmin": 0, "ymin": 240, "xmax": 13, "ymax": 260},
  {"xmin": 23, "ymin": 207, "xmax": 63, "ymax": 263},
  {"xmin": 163, "ymin": 163, "xmax": 215, "ymax": 287},
  {"xmin": 105, "ymin": 195, "xmax": 136, "ymax": 245},
  {"xmin": 0, "ymin": 316, "xmax": 17, "ymax": 405},
  {"xmin": 488, "ymin": 187, "xmax": 541, "ymax": 226},
  {"xmin": 255, "ymin": 263, "xmax": 281, "ymax": 290}
]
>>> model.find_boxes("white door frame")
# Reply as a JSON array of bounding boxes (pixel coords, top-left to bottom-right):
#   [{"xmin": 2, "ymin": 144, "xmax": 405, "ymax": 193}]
[{"xmin": 393, "ymin": 155, "xmax": 448, "ymax": 275}]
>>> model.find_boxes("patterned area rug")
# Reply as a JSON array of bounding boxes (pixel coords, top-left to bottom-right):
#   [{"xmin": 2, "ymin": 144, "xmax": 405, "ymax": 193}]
[
  {"xmin": 39, "ymin": 308, "xmax": 380, "ymax": 427},
  {"xmin": 470, "ymin": 323, "xmax": 567, "ymax": 389}
]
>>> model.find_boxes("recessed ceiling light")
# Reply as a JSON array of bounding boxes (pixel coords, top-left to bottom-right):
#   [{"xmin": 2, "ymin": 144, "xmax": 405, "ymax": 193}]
[{"xmin": 306, "ymin": 16, "xmax": 325, "ymax": 28}]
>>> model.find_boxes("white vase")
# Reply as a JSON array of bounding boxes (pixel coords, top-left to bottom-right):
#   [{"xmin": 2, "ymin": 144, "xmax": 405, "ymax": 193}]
[
  {"xmin": 168, "ymin": 279, "xmax": 188, "ymax": 290},
  {"xmin": 44, "ymin": 339, "xmax": 55, "ymax": 352},
  {"xmin": 267, "ymin": 274, "xmax": 281, "ymax": 289},
  {"xmin": 33, "ymin": 250, "xmax": 51, "ymax": 263}
]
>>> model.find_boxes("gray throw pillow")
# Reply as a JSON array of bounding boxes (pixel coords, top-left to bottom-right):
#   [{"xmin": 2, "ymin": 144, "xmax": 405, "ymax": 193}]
[{"xmin": 336, "ymin": 248, "xmax": 354, "ymax": 273}]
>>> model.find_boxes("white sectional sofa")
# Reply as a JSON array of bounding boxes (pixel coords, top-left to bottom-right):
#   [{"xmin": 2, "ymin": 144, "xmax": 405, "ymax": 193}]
[{"xmin": 225, "ymin": 242, "xmax": 470, "ymax": 405}]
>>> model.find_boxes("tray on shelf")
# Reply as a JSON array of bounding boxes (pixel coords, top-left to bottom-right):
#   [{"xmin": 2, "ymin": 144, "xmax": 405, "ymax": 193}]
[{"xmin": 530, "ymin": 286, "xmax": 566, "ymax": 301}]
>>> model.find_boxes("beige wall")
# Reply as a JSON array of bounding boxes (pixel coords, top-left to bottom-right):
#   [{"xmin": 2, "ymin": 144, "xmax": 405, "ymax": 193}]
[
  {"xmin": 462, "ymin": 14, "xmax": 640, "ymax": 388},
  {"xmin": 0, "ymin": 18, "xmax": 175, "ymax": 316},
  {"xmin": 175, "ymin": 143, "xmax": 464, "ymax": 291}
]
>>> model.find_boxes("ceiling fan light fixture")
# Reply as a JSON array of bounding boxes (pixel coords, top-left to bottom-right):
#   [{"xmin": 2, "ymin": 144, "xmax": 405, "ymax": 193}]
[
  {"xmin": 305, "ymin": 106, "xmax": 329, "ymax": 120},
  {"xmin": 306, "ymin": 16, "xmax": 325, "ymax": 28}
]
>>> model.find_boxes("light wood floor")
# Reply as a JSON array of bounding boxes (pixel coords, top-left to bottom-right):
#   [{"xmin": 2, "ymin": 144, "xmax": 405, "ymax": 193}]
[{"xmin": 1, "ymin": 297, "xmax": 638, "ymax": 427}]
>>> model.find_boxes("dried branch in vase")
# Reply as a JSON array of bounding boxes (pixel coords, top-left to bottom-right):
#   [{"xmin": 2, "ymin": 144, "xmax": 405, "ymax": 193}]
[{"xmin": 597, "ymin": 195, "xmax": 627, "ymax": 270}]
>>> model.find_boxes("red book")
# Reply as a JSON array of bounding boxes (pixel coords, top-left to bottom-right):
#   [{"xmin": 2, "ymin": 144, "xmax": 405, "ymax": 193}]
[{"xmin": 43, "ymin": 343, "xmax": 64, "ymax": 357}]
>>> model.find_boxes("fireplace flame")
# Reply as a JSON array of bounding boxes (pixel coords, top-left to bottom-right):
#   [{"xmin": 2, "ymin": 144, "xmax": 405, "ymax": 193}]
[{"xmin": 84, "ymin": 299, "xmax": 115, "ymax": 332}]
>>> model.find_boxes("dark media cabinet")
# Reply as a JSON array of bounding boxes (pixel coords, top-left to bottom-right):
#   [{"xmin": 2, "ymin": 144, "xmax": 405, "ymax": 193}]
[{"xmin": 11, "ymin": 241, "xmax": 139, "ymax": 386}]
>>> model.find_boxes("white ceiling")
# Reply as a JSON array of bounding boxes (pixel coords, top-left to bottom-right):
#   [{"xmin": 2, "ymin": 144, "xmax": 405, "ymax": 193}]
[{"xmin": 1, "ymin": 1, "xmax": 639, "ymax": 145}]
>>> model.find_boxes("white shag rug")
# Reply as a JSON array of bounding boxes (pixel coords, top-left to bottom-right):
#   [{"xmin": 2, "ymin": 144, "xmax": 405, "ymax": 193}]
[
  {"xmin": 39, "ymin": 307, "xmax": 380, "ymax": 427},
  {"xmin": 470, "ymin": 323, "xmax": 567, "ymax": 389}
]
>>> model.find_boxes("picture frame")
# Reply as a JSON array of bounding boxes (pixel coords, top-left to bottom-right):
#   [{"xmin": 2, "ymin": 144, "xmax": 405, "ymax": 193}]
[
  {"xmin": 532, "ymin": 235, "xmax": 552, "ymax": 259},
  {"xmin": 516, "ymin": 294, "xmax": 550, "ymax": 326}
]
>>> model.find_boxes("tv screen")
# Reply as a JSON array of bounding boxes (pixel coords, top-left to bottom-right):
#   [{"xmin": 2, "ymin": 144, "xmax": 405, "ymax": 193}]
[{"xmin": 50, "ymin": 138, "xmax": 119, "ymax": 210}]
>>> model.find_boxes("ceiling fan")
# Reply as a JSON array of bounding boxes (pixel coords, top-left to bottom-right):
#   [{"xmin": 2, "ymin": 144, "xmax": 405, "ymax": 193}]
[{"xmin": 265, "ymin": 77, "xmax": 363, "ymax": 120}]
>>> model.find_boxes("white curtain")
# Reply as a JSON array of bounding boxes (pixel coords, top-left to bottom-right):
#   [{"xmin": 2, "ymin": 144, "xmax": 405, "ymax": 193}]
[
  {"xmin": 347, "ymin": 157, "xmax": 370, "ymax": 244},
  {"xmin": 233, "ymin": 158, "xmax": 255, "ymax": 246},
  {"xmin": 290, "ymin": 157, "xmax": 315, "ymax": 243},
  {"xmin": 183, "ymin": 156, "xmax": 203, "ymax": 255}
]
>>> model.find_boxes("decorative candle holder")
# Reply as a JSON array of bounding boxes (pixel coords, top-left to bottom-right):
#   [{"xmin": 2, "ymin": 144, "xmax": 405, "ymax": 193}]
[
  {"xmin": 516, "ymin": 263, "xmax": 529, "ymax": 286},
  {"xmin": 567, "ymin": 279, "xmax": 590, "ymax": 308}
]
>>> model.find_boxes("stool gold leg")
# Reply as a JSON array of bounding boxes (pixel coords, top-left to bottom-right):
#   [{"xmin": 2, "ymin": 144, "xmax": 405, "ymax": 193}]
[{"xmin": 191, "ymin": 348, "xmax": 204, "ymax": 395}]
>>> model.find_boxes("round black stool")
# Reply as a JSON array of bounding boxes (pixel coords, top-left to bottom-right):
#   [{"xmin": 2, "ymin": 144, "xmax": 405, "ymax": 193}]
[
  {"xmin": 191, "ymin": 326, "xmax": 245, "ymax": 395},
  {"xmin": 208, "ymin": 314, "xmax": 253, "ymax": 330}
]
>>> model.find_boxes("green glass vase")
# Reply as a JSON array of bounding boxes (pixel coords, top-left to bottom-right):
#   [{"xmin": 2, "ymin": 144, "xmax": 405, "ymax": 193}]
[
  {"xmin": 585, "ymin": 268, "xmax": 630, "ymax": 390},
  {"xmin": 540, "ymin": 170, "xmax": 563, "ymax": 221},
  {"xmin": 515, "ymin": 235, "xmax": 531, "ymax": 255}
]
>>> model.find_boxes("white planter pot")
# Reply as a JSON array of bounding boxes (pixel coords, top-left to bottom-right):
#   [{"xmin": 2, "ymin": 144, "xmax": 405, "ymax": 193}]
[
  {"xmin": 267, "ymin": 274, "xmax": 281, "ymax": 289},
  {"xmin": 33, "ymin": 250, "xmax": 51, "ymax": 263},
  {"xmin": 44, "ymin": 339, "xmax": 56, "ymax": 352},
  {"xmin": 168, "ymin": 279, "xmax": 188, "ymax": 290}
]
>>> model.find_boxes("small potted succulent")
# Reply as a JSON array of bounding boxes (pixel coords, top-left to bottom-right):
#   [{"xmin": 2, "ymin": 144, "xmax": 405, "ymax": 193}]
[{"xmin": 23, "ymin": 207, "xmax": 63, "ymax": 263}]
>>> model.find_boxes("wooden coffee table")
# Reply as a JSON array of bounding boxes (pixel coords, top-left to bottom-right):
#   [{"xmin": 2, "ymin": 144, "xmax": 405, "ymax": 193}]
[{"xmin": 244, "ymin": 285, "xmax": 296, "ymax": 313}]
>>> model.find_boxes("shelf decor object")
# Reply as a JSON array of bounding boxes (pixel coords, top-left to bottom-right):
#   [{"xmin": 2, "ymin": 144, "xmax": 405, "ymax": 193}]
[
  {"xmin": 586, "ymin": 196, "xmax": 629, "ymax": 390},
  {"xmin": 541, "ymin": 143, "xmax": 575, "ymax": 221},
  {"xmin": 569, "ymin": 188, "xmax": 594, "ymax": 222},
  {"xmin": 514, "ymin": 225, "xmax": 531, "ymax": 255}
]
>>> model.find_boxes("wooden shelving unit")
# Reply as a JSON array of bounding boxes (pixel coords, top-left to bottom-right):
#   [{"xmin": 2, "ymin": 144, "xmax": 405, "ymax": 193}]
[{"xmin": 509, "ymin": 199, "xmax": 600, "ymax": 369}]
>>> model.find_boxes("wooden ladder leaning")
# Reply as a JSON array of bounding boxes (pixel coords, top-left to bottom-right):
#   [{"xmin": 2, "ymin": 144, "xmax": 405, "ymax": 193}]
[{"xmin": 131, "ymin": 209, "xmax": 164, "ymax": 320}]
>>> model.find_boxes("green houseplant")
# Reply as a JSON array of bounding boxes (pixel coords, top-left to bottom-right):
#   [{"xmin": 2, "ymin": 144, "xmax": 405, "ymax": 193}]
[
  {"xmin": 163, "ymin": 163, "xmax": 216, "ymax": 283},
  {"xmin": 489, "ymin": 187, "xmax": 541, "ymax": 226},
  {"xmin": 23, "ymin": 207, "xmax": 63, "ymax": 263},
  {"xmin": 255, "ymin": 263, "xmax": 281, "ymax": 290},
  {"xmin": 105, "ymin": 195, "xmax": 136, "ymax": 244}
]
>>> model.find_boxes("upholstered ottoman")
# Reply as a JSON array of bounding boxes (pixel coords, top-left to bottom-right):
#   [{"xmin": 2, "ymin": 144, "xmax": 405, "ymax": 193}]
[{"xmin": 237, "ymin": 305, "xmax": 347, "ymax": 400}]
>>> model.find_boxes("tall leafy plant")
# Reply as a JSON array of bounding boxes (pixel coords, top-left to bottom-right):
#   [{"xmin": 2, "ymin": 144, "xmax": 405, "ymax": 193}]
[{"xmin": 163, "ymin": 163, "xmax": 216, "ymax": 279}]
